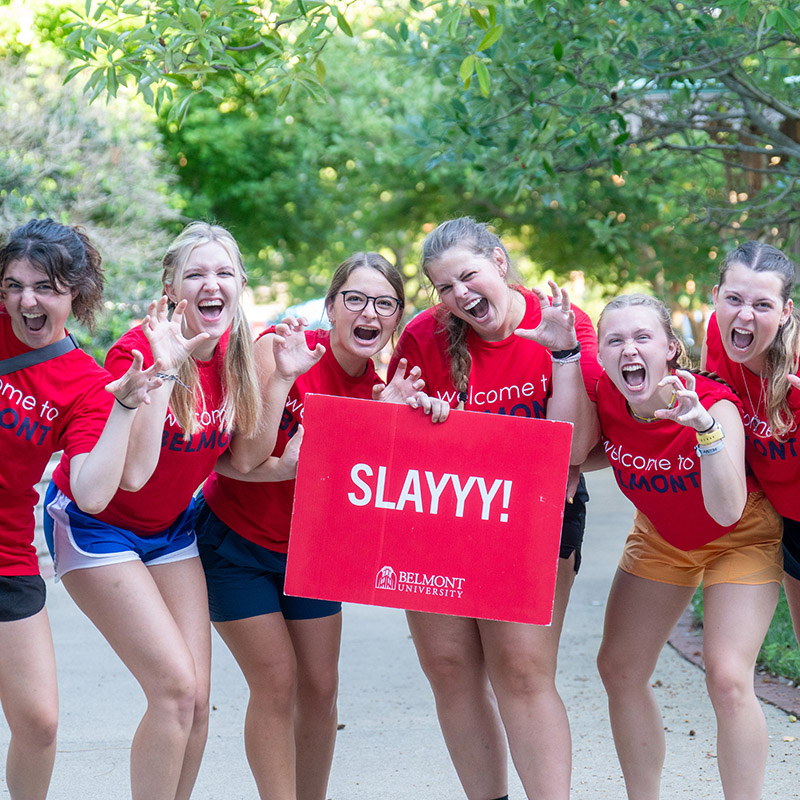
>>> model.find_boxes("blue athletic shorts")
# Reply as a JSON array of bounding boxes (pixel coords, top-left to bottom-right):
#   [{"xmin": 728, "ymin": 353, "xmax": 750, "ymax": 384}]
[
  {"xmin": 44, "ymin": 481, "xmax": 199, "ymax": 581},
  {"xmin": 195, "ymin": 496, "xmax": 341, "ymax": 623}
]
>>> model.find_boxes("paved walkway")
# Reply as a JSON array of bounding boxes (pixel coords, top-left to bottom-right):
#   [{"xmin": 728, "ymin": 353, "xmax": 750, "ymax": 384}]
[{"xmin": 3, "ymin": 469, "xmax": 799, "ymax": 798}]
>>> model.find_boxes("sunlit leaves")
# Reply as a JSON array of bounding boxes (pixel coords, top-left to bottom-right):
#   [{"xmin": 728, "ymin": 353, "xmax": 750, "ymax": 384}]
[{"xmin": 59, "ymin": 0, "xmax": 356, "ymax": 120}]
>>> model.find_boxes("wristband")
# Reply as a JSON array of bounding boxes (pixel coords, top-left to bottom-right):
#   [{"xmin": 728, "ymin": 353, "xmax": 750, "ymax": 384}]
[
  {"xmin": 695, "ymin": 440, "xmax": 725, "ymax": 457},
  {"xmin": 695, "ymin": 421, "xmax": 724, "ymax": 447},
  {"xmin": 551, "ymin": 343, "xmax": 581, "ymax": 360}
]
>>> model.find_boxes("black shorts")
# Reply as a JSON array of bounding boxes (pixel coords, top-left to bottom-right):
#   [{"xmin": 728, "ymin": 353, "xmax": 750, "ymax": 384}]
[
  {"xmin": 0, "ymin": 574, "xmax": 46, "ymax": 621},
  {"xmin": 560, "ymin": 475, "xmax": 588, "ymax": 573},
  {"xmin": 782, "ymin": 516, "xmax": 800, "ymax": 581}
]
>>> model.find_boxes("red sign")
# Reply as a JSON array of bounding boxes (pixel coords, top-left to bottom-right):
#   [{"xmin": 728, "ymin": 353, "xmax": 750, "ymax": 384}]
[{"xmin": 285, "ymin": 394, "xmax": 572, "ymax": 624}]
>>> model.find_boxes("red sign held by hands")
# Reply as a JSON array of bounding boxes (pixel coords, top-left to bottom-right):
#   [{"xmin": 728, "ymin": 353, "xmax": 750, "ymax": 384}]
[{"xmin": 286, "ymin": 394, "xmax": 572, "ymax": 624}]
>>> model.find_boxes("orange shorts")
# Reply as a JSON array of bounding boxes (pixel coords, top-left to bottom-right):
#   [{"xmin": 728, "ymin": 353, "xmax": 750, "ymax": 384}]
[{"xmin": 618, "ymin": 491, "xmax": 783, "ymax": 588}]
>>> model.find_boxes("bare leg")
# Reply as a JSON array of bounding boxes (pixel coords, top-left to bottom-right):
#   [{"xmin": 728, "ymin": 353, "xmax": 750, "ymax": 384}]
[
  {"xmin": 596, "ymin": 570, "xmax": 694, "ymax": 800},
  {"xmin": 702, "ymin": 581, "xmax": 778, "ymax": 800},
  {"xmin": 405, "ymin": 611, "xmax": 507, "ymax": 800},
  {"xmin": 0, "ymin": 608, "xmax": 58, "ymax": 800},
  {"xmin": 478, "ymin": 555, "xmax": 576, "ymax": 800},
  {"xmin": 149, "ymin": 557, "xmax": 212, "ymax": 800},
  {"xmin": 782, "ymin": 571, "xmax": 800, "ymax": 646},
  {"xmin": 214, "ymin": 613, "xmax": 297, "ymax": 800},
  {"xmin": 286, "ymin": 613, "xmax": 342, "ymax": 800},
  {"xmin": 62, "ymin": 562, "xmax": 197, "ymax": 800}
]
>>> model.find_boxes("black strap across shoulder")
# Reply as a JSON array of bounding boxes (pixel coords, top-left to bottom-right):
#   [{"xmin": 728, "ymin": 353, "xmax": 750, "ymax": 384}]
[{"xmin": 0, "ymin": 333, "xmax": 79, "ymax": 377}]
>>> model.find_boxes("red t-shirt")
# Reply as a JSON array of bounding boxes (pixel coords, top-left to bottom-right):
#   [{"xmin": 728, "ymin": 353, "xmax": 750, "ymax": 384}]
[
  {"xmin": 0, "ymin": 308, "xmax": 112, "ymax": 574},
  {"xmin": 202, "ymin": 328, "xmax": 382, "ymax": 553},
  {"xmin": 53, "ymin": 326, "xmax": 231, "ymax": 534},
  {"xmin": 389, "ymin": 288, "xmax": 601, "ymax": 416},
  {"xmin": 704, "ymin": 312, "xmax": 800, "ymax": 520},
  {"xmin": 594, "ymin": 371, "xmax": 745, "ymax": 550}
]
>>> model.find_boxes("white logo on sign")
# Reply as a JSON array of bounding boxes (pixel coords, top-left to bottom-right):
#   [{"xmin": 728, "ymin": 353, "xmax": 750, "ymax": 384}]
[
  {"xmin": 374, "ymin": 567, "xmax": 465, "ymax": 598},
  {"xmin": 375, "ymin": 566, "xmax": 397, "ymax": 590}
]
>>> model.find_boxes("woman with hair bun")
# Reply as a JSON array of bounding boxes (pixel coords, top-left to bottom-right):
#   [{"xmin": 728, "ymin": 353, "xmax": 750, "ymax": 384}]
[
  {"xmin": 0, "ymin": 217, "xmax": 161, "ymax": 800},
  {"xmin": 389, "ymin": 217, "xmax": 601, "ymax": 800},
  {"xmin": 702, "ymin": 241, "xmax": 800, "ymax": 638},
  {"xmin": 593, "ymin": 293, "xmax": 781, "ymax": 800},
  {"xmin": 44, "ymin": 221, "xmax": 262, "ymax": 800},
  {"xmin": 196, "ymin": 251, "xmax": 446, "ymax": 800}
]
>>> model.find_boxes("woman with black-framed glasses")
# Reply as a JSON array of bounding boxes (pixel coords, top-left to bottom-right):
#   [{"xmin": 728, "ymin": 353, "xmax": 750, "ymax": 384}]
[{"xmin": 194, "ymin": 251, "xmax": 447, "ymax": 800}]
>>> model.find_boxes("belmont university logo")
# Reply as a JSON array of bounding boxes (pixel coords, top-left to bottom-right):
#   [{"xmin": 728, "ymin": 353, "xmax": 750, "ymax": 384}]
[{"xmin": 375, "ymin": 566, "xmax": 465, "ymax": 598}]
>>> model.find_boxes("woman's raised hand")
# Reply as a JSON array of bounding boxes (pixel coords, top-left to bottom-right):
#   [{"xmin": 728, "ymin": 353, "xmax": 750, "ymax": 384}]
[
  {"xmin": 142, "ymin": 296, "xmax": 210, "ymax": 372},
  {"xmin": 515, "ymin": 280, "xmax": 579, "ymax": 352},
  {"xmin": 105, "ymin": 350, "xmax": 164, "ymax": 409},
  {"xmin": 373, "ymin": 358, "xmax": 425, "ymax": 404},
  {"xmin": 655, "ymin": 370, "xmax": 715, "ymax": 431},
  {"xmin": 272, "ymin": 316, "xmax": 325, "ymax": 382}
]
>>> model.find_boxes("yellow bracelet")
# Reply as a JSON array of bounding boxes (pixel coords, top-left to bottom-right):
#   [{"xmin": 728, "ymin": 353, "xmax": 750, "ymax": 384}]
[{"xmin": 696, "ymin": 421, "xmax": 724, "ymax": 446}]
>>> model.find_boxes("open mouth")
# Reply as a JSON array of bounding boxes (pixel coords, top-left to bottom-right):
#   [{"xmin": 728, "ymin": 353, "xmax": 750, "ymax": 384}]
[
  {"xmin": 23, "ymin": 312, "xmax": 46, "ymax": 332},
  {"xmin": 731, "ymin": 327, "xmax": 754, "ymax": 351},
  {"xmin": 199, "ymin": 299, "xmax": 224, "ymax": 320},
  {"xmin": 622, "ymin": 363, "xmax": 646, "ymax": 389},
  {"xmin": 464, "ymin": 297, "xmax": 488, "ymax": 319},
  {"xmin": 354, "ymin": 325, "xmax": 379, "ymax": 342}
]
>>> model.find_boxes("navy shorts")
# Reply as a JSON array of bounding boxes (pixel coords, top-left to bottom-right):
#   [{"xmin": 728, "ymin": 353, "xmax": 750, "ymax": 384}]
[
  {"xmin": 782, "ymin": 516, "xmax": 800, "ymax": 581},
  {"xmin": 560, "ymin": 475, "xmax": 588, "ymax": 573},
  {"xmin": 0, "ymin": 574, "xmax": 46, "ymax": 621},
  {"xmin": 195, "ymin": 497, "xmax": 341, "ymax": 623}
]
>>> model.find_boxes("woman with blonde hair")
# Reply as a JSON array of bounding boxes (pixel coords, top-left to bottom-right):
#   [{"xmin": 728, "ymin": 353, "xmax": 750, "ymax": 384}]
[
  {"xmin": 702, "ymin": 241, "xmax": 800, "ymax": 642},
  {"xmin": 196, "ymin": 251, "xmax": 446, "ymax": 800},
  {"xmin": 594, "ymin": 292, "xmax": 781, "ymax": 800},
  {"xmin": 44, "ymin": 221, "xmax": 261, "ymax": 800}
]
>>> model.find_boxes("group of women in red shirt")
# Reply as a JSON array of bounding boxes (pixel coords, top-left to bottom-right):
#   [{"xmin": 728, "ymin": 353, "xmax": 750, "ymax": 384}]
[{"xmin": 0, "ymin": 214, "xmax": 797, "ymax": 800}]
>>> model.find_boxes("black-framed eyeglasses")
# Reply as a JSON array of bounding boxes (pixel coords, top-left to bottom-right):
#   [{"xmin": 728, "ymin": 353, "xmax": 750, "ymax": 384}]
[{"xmin": 339, "ymin": 290, "xmax": 402, "ymax": 317}]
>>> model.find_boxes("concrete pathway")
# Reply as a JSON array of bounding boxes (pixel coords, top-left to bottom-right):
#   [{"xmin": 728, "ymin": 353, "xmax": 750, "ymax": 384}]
[{"xmin": 3, "ymin": 469, "xmax": 799, "ymax": 798}]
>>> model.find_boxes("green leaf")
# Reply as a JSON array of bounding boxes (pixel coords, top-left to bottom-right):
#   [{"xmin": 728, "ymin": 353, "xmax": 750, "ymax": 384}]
[
  {"xmin": 107, "ymin": 65, "xmax": 118, "ymax": 97},
  {"xmin": 315, "ymin": 59, "xmax": 326, "ymax": 82},
  {"xmin": 533, "ymin": 0, "xmax": 546, "ymax": 23},
  {"xmin": 475, "ymin": 60, "xmax": 490, "ymax": 96},
  {"xmin": 460, "ymin": 55, "xmax": 475, "ymax": 84},
  {"xmin": 553, "ymin": 40, "xmax": 563, "ymax": 60},
  {"xmin": 477, "ymin": 25, "xmax": 503, "ymax": 51},
  {"xmin": 182, "ymin": 7, "xmax": 203, "ymax": 31},
  {"xmin": 488, "ymin": 5, "xmax": 497, "ymax": 27},
  {"xmin": 335, "ymin": 8, "xmax": 353, "ymax": 37},
  {"xmin": 277, "ymin": 81, "xmax": 292, "ymax": 104},
  {"xmin": 470, "ymin": 8, "xmax": 489, "ymax": 30},
  {"xmin": 777, "ymin": 7, "xmax": 800, "ymax": 31}
]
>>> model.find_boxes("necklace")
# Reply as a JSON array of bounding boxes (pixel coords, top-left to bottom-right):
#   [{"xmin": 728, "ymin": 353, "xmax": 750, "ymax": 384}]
[
  {"xmin": 628, "ymin": 391, "xmax": 677, "ymax": 423},
  {"xmin": 738, "ymin": 363, "xmax": 765, "ymax": 418}
]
